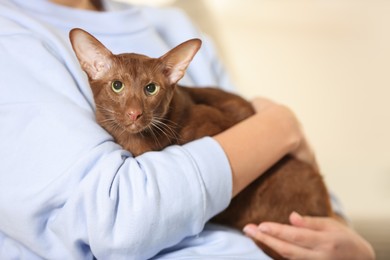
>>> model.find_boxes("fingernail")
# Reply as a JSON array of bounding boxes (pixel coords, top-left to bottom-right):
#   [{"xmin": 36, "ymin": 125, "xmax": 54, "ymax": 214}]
[
  {"xmin": 290, "ymin": 211, "xmax": 304, "ymax": 224},
  {"xmin": 292, "ymin": 211, "xmax": 302, "ymax": 219},
  {"xmin": 243, "ymin": 225, "xmax": 257, "ymax": 236},
  {"xmin": 258, "ymin": 224, "xmax": 270, "ymax": 233}
]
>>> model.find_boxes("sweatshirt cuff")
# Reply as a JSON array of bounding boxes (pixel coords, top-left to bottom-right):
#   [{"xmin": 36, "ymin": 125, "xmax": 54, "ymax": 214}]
[{"xmin": 181, "ymin": 136, "xmax": 232, "ymax": 222}]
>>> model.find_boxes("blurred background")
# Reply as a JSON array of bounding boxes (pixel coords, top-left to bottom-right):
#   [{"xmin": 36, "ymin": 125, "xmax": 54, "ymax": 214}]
[{"xmin": 118, "ymin": 0, "xmax": 390, "ymax": 258}]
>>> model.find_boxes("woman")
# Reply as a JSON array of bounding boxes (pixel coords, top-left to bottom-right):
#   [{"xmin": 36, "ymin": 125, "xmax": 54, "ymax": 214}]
[{"xmin": 0, "ymin": 0, "xmax": 374, "ymax": 259}]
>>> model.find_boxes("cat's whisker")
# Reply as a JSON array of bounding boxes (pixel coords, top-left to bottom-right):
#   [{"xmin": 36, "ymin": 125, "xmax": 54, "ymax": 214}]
[
  {"xmin": 149, "ymin": 121, "xmax": 168, "ymax": 144},
  {"xmin": 98, "ymin": 118, "xmax": 116, "ymax": 124},
  {"xmin": 102, "ymin": 119, "xmax": 121, "ymax": 130},
  {"xmin": 150, "ymin": 117, "xmax": 181, "ymax": 144},
  {"xmin": 146, "ymin": 124, "xmax": 163, "ymax": 148},
  {"xmin": 150, "ymin": 121, "xmax": 168, "ymax": 140},
  {"xmin": 115, "ymin": 125, "xmax": 128, "ymax": 139},
  {"xmin": 153, "ymin": 115, "xmax": 181, "ymax": 129},
  {"xmin": 96, "ymin": 115, "xmax": 130, "ymax": 142},
  {"xmin": 157, "ymin": 118, "xmax": 181, "ymax": 141},
  {"xmin": 96, "ymin": 105, "xmax": 118, "ymax": 114}
]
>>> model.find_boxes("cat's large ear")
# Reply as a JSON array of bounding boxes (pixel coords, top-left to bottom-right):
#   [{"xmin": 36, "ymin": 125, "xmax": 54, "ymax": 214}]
[
  {"xmin": 160, "ymin": 39, "xmax": 202, "ymax": 85},
  {"xmin": 69, "ymin": 28, "xmax": 113, "ymax": 80}
]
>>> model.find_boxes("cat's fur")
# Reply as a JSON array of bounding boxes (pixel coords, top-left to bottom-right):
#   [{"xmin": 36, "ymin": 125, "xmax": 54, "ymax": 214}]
[{"xmin": 70, "ymin": 28, "xmax": 333, "ymax": 259}]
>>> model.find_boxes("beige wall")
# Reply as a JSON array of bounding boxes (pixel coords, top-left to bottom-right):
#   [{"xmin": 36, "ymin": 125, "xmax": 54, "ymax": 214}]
[{"xmin": 118, "ymin": 0, "xmax": 390, "ymax": 253}]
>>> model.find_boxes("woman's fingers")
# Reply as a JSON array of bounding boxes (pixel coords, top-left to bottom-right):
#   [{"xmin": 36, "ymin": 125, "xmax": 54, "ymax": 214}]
[
  {"xmin": 250, "ymin": 97, "xmax": 278, "ymax": 113},
  {"xmin": 290, "ymin": 211, "xmax": 340, "ymax": 231},
  {"xmin": 248, "ymin": 221, "xmax": 321, "ymax": 248},
  {"xmin": 243, "ymin": 224, "xmax": 321, "ymax": 259},
  {"xmin": 243, "ymin": 213, "xmax": 330, "ymax": 252},
  {"xmin": 244, "ymin": 212, "xmax": 375, "ymax": 260}
]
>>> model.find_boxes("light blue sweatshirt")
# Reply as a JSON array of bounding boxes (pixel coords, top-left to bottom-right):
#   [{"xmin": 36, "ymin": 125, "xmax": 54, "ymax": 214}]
[{"xmin": 0, "ymin": 0, "xmax": 267, "ymax": 259}]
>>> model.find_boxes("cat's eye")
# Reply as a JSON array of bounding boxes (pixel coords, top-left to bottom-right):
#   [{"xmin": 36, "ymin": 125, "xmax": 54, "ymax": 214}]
[
  {"xmin": 144, "ymin": 83, "xmax": 160, "ymax": 96},
  {"xmin": 111, "ymin": 80, "xmax": 124, "ymax": 93}
]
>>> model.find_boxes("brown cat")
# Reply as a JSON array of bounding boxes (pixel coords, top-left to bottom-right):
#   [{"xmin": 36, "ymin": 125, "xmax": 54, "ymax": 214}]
[{"xmin": 70, "ymin": 28, "xmax": 333, "ymax": 259}]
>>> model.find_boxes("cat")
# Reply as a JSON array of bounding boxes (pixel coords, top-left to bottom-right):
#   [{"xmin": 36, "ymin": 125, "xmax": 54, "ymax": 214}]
[{"xmin": 70, "ymin": 28, "xmax": 333, "ymax": 259}]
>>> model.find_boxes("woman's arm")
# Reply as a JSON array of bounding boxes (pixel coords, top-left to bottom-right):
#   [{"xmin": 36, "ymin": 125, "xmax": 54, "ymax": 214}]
[
  {"xmin": 221, "ymin": 98, "xmax": 375, "ymax": 260},
  {"xmin": 214, "ymin": 97, "xmax": 318, "ymax": 197}
]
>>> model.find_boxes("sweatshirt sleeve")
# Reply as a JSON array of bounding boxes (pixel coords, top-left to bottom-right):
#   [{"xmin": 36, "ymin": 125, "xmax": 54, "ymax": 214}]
[
  {"xmin": 0, "ymin": 27, "xmax": 232, "ymax": 259},
  {"xmin": 50, "ymin": 138, "xmax": 232, "ymax": 260}
]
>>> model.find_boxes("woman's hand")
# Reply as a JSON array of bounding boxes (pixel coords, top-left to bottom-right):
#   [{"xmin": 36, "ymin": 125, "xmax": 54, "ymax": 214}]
[
  {"xmin": 251, "ymin": 97, "xmax": 319, "ymax": 172},
  {"xmin": 243, "ymin": 212, "xmax": 375, "ymax": 260}
]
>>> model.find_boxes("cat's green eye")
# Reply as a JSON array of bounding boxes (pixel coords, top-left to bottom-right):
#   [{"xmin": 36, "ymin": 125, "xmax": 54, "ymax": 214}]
[
  {"xmin": 144, "ymin": 83, "xmax": 160, "ymax": 96},
  {"xmin": 112, "ymin": 80, "xmax": 124, "ymax": 93}
]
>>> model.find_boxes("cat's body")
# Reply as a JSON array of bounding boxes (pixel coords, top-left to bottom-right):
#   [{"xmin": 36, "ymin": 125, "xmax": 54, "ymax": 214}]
[{"xmin": 70, "ymin": 28, "xmax": 333, "ymax": 260}]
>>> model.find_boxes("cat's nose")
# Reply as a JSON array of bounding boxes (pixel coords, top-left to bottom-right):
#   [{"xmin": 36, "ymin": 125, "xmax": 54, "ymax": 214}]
[{"xmin": 127, "ymin": 110, "xmax": 143, "ymax": 121}]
